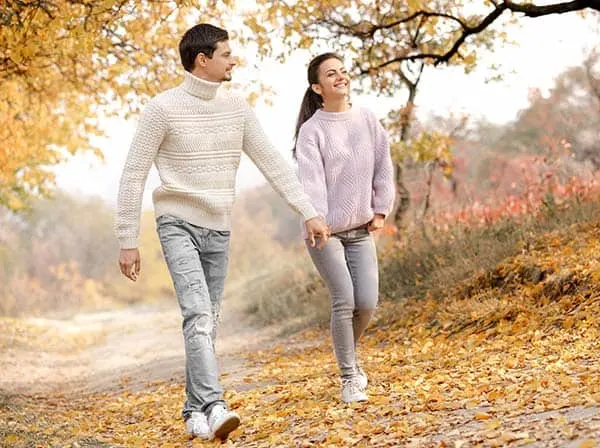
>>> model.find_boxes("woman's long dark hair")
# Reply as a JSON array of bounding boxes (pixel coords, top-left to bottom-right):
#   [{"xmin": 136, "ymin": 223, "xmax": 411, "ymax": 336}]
[{"xmin": 293, "ymin": 52, "xmax": 344, "ymax": 156}]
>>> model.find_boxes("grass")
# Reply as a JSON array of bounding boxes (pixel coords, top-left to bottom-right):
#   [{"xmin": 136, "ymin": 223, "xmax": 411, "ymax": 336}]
[
  {"xmin": 379, "ymin": 197, "xmax": 600, "ymax": 302},
  {"xmin": 241, "ymin": 256, "xmax": 330, "ymax": 330},
  {"xmin": 243, "ymin": 197, "xmax": 600, "ymax": 328}
]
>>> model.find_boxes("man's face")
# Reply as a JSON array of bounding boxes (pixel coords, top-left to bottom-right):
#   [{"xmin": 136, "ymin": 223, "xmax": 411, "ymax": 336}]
[{"xmin": 200, "ymin": 40, "xmax": 236, "ymax": 82}]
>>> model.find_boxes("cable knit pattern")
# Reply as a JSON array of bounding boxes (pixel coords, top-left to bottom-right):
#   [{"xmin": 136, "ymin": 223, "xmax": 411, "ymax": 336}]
[
  {"xmin": 295, "ymin": 106, "xmax": 395, "ymax": 236},
  {"xmin": 115, "ymin": 72, "xmax": 318, "ymax": 249}
]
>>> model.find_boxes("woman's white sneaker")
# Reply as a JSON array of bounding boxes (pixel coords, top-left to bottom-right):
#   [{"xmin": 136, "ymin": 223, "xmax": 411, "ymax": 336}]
[
  {"xmin": 208, "ymin": 404, "xmax": 240, "ymax": 440},
  {"xmin": 185, "ymin": 411, "xmax": 210, "ymax": 439},
  {"xmin": 341, "ymin": 377, "xmax": 368, "ymax": 403},
  {"xmin": 356, "ymin": 365, "xmax": 368, "ymax": 390}
]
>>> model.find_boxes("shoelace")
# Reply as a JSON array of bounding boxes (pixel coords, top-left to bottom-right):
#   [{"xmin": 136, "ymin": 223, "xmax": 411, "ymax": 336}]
[{"xmin": 343, "ymin": 378, "xmax": 362, "ymax": 395}]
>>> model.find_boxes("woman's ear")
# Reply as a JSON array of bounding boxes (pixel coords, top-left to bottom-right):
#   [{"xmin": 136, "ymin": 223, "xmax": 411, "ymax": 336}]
[{"xmin": 311, "ymin": 83, "xmax": 322, "ymax": 96}]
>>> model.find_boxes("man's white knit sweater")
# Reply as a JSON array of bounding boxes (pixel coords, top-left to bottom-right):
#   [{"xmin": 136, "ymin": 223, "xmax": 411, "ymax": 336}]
[{"xmin": 115, "ymin": 72, "xmax": 317, "ymax": 249}]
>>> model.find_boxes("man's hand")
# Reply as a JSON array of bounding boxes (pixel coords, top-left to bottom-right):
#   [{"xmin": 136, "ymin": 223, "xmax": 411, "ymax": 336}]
[
  {"xmin": 367, "ymin": 214, "xmax": 386, "ymax": 232},
  {"xmin": 305, "ymin": 216, "xmax": 330, "ymax": 249},
  {"xmin": 119, "ymin": 248, "xmax": 141, "ymax": 282}
]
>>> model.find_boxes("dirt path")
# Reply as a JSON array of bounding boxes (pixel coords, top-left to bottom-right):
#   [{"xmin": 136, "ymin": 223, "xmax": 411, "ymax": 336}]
[
  {"xmin": 0, "ymin": 299, "xmax": 285, "ymax": 397},
  {"xmin": 1, "ymin": 300, "xmax": 598, "ymax": 447}
]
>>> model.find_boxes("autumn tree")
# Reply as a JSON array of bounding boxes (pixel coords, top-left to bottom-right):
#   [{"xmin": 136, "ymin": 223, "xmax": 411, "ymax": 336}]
[
  {"xmin": 0, "ymin": 192, "xmax": 174, "ymax": 316},
  {"xmin": 247, "ymin": 0, "xmax": 599, "ymax": 226},
  {"xmin": 4, "ymin": 0, "xmax": 598, "ymax": 217},
  {"xmin": 1, "ymin": 0, "xmax": 244, "ymax": 211},
  {"xmin": 497, "ymin": 51, "xmax": 600, "ymax": 166},
  {"xmin": 417, "ymin": 51, "xmax": 600, "ymax": 227}
]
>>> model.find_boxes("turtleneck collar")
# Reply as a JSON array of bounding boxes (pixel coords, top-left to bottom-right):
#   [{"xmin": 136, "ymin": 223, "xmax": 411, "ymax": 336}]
[{"xmin": 182, "ymin": 71, "xmax": 220, "ymax": 100}]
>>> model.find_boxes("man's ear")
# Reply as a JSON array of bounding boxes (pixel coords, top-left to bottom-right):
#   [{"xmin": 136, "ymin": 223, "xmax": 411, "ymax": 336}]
[
  {"xmin": 311, "ymin": 83, "xmax": 322, "ymax": 96},
  {"xmin": 195, "ymin": 52, "xmax": 208, "ymax": 68}
]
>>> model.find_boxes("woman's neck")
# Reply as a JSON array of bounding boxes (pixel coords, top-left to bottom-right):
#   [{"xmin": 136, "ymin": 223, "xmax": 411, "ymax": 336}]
[{"xmin": 321, "ymin": 98, "xmax": 350, "ymax": 113}]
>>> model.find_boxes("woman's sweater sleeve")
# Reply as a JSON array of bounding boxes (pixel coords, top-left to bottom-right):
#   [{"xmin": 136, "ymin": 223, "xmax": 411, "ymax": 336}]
[{"xmin": 370, "ymin": 113, "xmax": 395, "ymax": 216}]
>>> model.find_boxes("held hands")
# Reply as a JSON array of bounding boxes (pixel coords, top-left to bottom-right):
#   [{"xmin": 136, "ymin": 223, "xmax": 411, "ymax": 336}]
[
  {"xmin": 119, "ymin": 248, "xmax": 141, "ymax": 282},
  {"xmin": 305, "ymin": 216, "xmax": 331, "ymax": 249},
  {"xmin": 367, "ymin": 214, "xmax": 386, "ymax": 232}
]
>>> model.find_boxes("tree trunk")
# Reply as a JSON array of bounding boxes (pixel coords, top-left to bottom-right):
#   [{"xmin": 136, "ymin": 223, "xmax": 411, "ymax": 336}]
[{"xmin": 392, "ymin": 63, "xmax": 422, "ymax": 228}]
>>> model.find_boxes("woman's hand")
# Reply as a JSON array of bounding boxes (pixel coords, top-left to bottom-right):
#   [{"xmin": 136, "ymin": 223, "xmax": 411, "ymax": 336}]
[
  {"xmin": 367, "ymin": 214, "xmax": 385, "ymax": 232},
  {"xmin": 305, "ymin": 216, "xmax": 331, "ymax": 249}
]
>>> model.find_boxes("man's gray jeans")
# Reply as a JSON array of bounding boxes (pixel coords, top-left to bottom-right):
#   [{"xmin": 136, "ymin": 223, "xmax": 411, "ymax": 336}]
[
  {"xmin": 306, "ymin": 226, "xmax": 379, "ymax": 378},
  {"xmin": 156, "ymin": 214, "xmax": 230, "ymax": 420}
]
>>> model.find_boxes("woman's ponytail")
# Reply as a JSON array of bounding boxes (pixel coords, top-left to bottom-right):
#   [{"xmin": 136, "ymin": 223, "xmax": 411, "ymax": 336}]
[
  {"xmin": 293, "ymin": 87, "xmax": 323, "ymax": 156},
  {"xmin": 293, "ymin": 52, "xmax": 343, "ymax": 157}
]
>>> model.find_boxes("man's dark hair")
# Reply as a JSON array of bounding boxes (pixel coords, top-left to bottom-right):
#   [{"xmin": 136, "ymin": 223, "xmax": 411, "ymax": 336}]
[{"xmin": 179, "ymin": 24, "xmax": 229, "ymax": 72}]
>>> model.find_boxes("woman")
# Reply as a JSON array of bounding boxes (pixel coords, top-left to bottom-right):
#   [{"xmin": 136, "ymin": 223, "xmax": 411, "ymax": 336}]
[{"xmin": 294, "ymin": 53, "xmax": 395, "ymax": 403}]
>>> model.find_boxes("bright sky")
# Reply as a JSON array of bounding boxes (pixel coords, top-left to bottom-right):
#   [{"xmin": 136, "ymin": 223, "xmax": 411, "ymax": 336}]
[{"xmin": 54, "ymin": 12, "xmax": 598, "ymax": 209}]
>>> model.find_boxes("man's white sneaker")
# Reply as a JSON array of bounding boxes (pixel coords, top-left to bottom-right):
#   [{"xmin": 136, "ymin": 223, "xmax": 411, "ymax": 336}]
[
  {"xmin": 208, "ymin": 404, "xmax": 240, "ymax": 440},
  {"xmin": 185, "ymin": 411, "xmax": 210, "ymax": 439},
  {"xmin": 356, "ymin": 365, "xmax": 368, "ymax": 390},
  {"xmin": 341, "ymin": 377, "xmax": 368, "ymax": 403}
]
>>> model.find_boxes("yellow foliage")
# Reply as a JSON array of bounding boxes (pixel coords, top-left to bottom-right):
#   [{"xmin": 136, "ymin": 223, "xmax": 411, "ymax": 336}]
[
  {"xmin": 247, "ymin": 0, "xmax": 507, "ymax": 79},
  {"xmin": 1, "ymin": 1, "xmax": 238, "ymax": 210},
  {"xmin": 392, "ymin": 130, "xmax": 455, "ymax": 172}
]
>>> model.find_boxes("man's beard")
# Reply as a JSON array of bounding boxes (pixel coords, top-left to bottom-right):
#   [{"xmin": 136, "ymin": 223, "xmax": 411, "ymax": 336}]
[{"xmin": 222, "ymin": 72, "xmax": 232, "ymax": 82}]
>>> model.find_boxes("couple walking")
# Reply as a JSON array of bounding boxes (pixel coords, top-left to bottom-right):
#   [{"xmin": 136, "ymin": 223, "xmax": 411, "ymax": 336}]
[{"xmin": 115, "ymin": 23, "xmax": 395, "ymax": 441}]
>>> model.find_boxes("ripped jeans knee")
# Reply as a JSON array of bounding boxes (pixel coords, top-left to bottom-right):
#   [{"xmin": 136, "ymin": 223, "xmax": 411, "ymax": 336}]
[{"xmin": 183, "ymin": 311, "xmax": 214, "ymax": 347}]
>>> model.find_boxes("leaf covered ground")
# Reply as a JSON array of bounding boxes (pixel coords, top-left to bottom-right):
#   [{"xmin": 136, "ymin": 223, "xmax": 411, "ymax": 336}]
[{"xmin": 2, "ymin": 222, "xmax": 600, "ymax": 447}]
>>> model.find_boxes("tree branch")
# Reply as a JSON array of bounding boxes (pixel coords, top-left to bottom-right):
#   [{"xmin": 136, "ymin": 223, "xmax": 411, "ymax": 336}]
[
  {"xmin": 583, "ymin": 51, "xmax": 600, "ymax": 106},
  {"xmin": 353, "ymin": 0, "xmax": 600, "ymax": 73},
  {"xmin": 317, "ymin": 10, "xmax": 469, "ymax": 40},
  {"xmin": 505, "ymin": 0, "xmax": 600, "ymax": 16}
]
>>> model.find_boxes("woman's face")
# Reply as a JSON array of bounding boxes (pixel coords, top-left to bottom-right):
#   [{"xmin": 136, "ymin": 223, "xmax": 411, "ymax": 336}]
[{"xmin": 312, "ymin": 57, "xmax": 349, "ymax": 100}]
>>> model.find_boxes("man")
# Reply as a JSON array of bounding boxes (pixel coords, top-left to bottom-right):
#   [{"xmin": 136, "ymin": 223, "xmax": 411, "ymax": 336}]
[{"xmin": 115, "ymin": 23, "xmax": 329, "ymax": 441}]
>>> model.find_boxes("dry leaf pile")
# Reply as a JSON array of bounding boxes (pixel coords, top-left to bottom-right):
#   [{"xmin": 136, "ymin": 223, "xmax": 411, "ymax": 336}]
[{"xmin": 2, "ymin": 223, "xmax": 600, "ymax": 447}]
